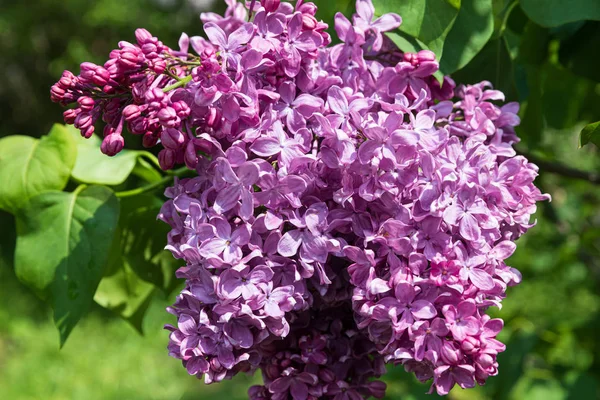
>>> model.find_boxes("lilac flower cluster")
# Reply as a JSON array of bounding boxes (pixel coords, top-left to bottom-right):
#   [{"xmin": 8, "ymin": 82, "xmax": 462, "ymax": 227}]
[{"xmin": 52, "ymin": 0, "xmax": 549, "ymax": 397}]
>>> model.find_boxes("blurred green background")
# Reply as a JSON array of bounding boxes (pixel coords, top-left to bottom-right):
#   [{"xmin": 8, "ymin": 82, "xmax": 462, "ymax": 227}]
[{"xmin": 1, "ymin": 0, "xmax": 600, "ymax": 399}]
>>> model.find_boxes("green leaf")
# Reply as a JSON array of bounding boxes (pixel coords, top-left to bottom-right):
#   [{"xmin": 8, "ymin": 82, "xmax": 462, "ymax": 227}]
[
  {"xmin": 559, "ymin": 21, "xmax": 600, "ymax": 83},
  {"xmin": 579, "ymin": 121, "xmax": 600, "ymax": 148},
  {"xmin": 385, "ymin": 30, "xmax": 428, "ymax": 54},
  {"xmin": 520, "ymin": 0, "xmax": 600, "ymax": 27},
  {"xmin": 518, "ymin": 21, "xmax": 549, "ymax": 66},
  {"xmin": 94, "ymin": 260, "xmax": 156, "ymax": 334},
  {"xmin": 518, "ymin": 68, "xmax": 545, "ymax": 147},
  {"xmin": 451, "ymin": 36, "xmax": 517, "ymax": 100},
  {"xmin": 115, "ymin": 194, "xmax": 178, "ymax": 291},
  {"xmin": 14, "ymin": 185, "xmax": 120, "ymax": 345},
  {"xmin": 542, "ymin": 64, "xmax": 591, "ymax": 130},
  {"xmin": 68, "ymin": 127, "xmax": 139, "ymax": 185},
  {"xmin": 131, "ymin": 156, "xmax": 163, "ymax": 183},
  {"xmin": 0, "ymin": 124, "xmax": 76, "ymax": 213},
  {"xmin": 439, "ymin": 0, "xmax": 494, "ymax": 74},
  {"xmin": 374, "ymin": 0, "xmax": 461, "ymax": 57}
]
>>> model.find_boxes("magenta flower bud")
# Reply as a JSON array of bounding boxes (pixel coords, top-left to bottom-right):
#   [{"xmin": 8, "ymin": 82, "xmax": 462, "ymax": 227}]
[
  {"xmin": 172, "ymin": 100, "xmax": 190, "ymax": 118},
  {"xmin": 368, "ymin": 381, "xmax": 387, "ymax": 398},
  {"xmin": 122, "ymin": 104, "xmax": 142, "ymax": 121},
  {"xmin": 184, "ymin": 141, "xmax": 198, "ymax": 169},
  {"xmin": 80, "ymin": 125, "xmax": 95, "ymax": 139},
  {"xmin": 91, "ymin": 66, "xmax": 110, "ymax": 86},
  {"xmin": 302, "ymin": 14, "xmax": 317, "ymax": 30},
  {"xmin": 297, "ymin": 1, "xmax": 317, "ymax": 15},
  {"xmin": 161, "ymin": 128, "xmax": 185, "ymax": 150},
  {"xmin": 74, "ymin": 112, "xmax": 93, "ymax": 130},
  {"xmin": 103, "ymin": 125, "xmax": 114, "ymax": 137},
  {"xmin": 63, "ymin": 109, "xmax": 78, "ymax": 124},
  {"xmin": 261, "ymin": 0, "xmax": 280, "ymax": 12},
  {"xmin": 129, "ymin": 118, "xmax": 147, "ymax": 135},
  {"xmin": 159, "ymin": 148, "xmax": 176, "ymax": 170},
  {"xmin": 59, "ymin": 70, "xmax": 75, "ymax": 88},
  {"xmin": 80, "ymin": 61, "xmax": 98, "ymax": 75},
  {"xmin": 101, "ymin": 133, "xmax": 124, "ymax": 156},
  {"xmin": 403, "ymin": 52, "xmax": 418, "ymax": 65},
  {"xmin": 135, "ymin": 28, "xmax": 153, "ymax": 45},
  {"xmin": 461, "ymin": 336, "xmax": 480, "ymax": 354},
  {"xmin": 77, "ymin": 96, "xmax": 95, "ymax": 111},
  {"xmin": 417, "ymin": 50, "xmax": 436, "ymax": 63},
  {"xmin": 476, "ymin": 353, "xmax": 495, "ymax": 369},
  {"xmin": 145, "ymin": 88, "xmax": 165, "ymax": 108},
  {"xmin": 151, "ymin": 59, "xmax": 166, "ymax": 74},
  {"xmin": 141, "ymin": 43, "xmax": 158, "ymax": 55},
  {"xmin": 142, "ymin": 132, "xmax": 158, "ymax": 148},
  {"xmin": 104, "ymin": 58, "xmax": 119, "ymax": 78},
  {"xmin": 441, "ymin": 343, "xmax": 461, "ymax": 365},
  {"xmin": 50, "ymin": 84, "xmax": 66, "ymax": 102},
  {"xmin": 157, "ymin": 107, "xmax": 179, "ymax": 128},
  {"xmin": 118, "ymin": 48, "xmax": 143, "ymax": 69}
]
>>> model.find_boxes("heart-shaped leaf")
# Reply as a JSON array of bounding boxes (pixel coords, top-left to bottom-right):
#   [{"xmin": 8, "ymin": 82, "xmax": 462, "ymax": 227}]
[
  {"xmin": 374, "ymin": 0, "xmax": 461, "ymax": 58},
  {"xmin": 579, "ymin": 121, "xmax": 600, "ymax": 148},
  {"xmin": 520, "ymin": 0, "xmax": 600, "ymax": 27},
  {"xmin": 0, "ymin": 124, "xmax": 76, "ymax": 213},
  {"xmin": 68, "ymin": 127, "xmax": 139, "ymax": 185},
  {"xmin": 117, "ymin": 194, "xmax": 178, "ymax": 291},
  {"xmin": 440, "ymin": 0, "xmax": 494, "ymax": 74},
  {"xmin": 94, "ymin": 260, "xmax": 156, "ymax": 334},
  {"xmin": 14, "ymin": 185, "xmax": 120, "ymax": 345}
]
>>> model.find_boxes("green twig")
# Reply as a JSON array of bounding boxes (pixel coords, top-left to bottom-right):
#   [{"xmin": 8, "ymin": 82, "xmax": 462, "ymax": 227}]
[
  {"xmin": 162, "ymin": 75, "xmax": 192, "ymax": 93},
  {"xmin": 116, "ymin": 167, "xmax": 191, "ymax": 198}
]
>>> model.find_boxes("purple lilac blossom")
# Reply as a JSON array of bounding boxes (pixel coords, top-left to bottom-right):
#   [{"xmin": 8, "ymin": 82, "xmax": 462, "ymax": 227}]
[{"xmin": 52, "ymin": 0, "xmax": 550, "ymax": 397}]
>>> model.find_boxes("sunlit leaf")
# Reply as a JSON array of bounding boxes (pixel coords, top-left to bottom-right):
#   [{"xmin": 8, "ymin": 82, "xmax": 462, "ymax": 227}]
[
  {"xmin": 439, "ymin": 0, "xmax": 494, "ymax": 74},
  {"xmin": 579, "ymin": 121, "xmax": 600, "ymax": 148},
  {"xmin": 520, "ymin": 0, "xmax": 600, "ymax": 27},
  {"xmin": 374, "ymin": 0, "xmax": 461, "ymax": 58},
  {"xmin": 94, "ymin": 260, "xmax": 156, "ymax": 334},
  {"xmin": 14, "ymin": 185, "xmax": 120, "ymax": 345},
  {"xmin": 452, "ymin": 36, "xmax": 517, "ymax": 100},
  {"xmin": 68, "ymin": 126, "xmax": 140, "ymax": 186},
  {"xmin": 0, "ymin": 124, "xmax": 76, "ymax": 213}
]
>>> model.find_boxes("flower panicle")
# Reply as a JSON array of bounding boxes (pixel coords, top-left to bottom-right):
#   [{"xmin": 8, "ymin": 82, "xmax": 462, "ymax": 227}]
[{"xmin": 52, "ymin": 0, "xmax": 550, "ymax": 398}]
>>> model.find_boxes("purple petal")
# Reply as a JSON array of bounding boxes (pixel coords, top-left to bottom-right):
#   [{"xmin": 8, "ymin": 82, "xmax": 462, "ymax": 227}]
[
  {"xmin": 213, "ymin": 185, "xmax": 240, "ymax": 213},
  {"xmin": 443, "ymin": 204, "xmax": 464, "ymax": 226},
  {"xmin": 469, "ymin": 268, "xmax": 495, "ymax": 291},
  {"xmin": 372, "ymin": 13, "xmax": 402, "ymax": 32},
  {"xmin": 251, "ymin": 137, "xmax": 282, "ymax": 157},
  {"xmin": 290, "ymin": 381, "xmax": 308, "ymax": 400},
  {"xmin": 204, "ymin": 23, "xmax": 228, "ymax": 47},
  {"xmin": 278, "ymin": 229, "xmax": 303, "ymax": 257},
  {"xmin": 228, "ymin": 22, "xmax": 254, "ymax": 49},
  {"xmin": 225, "ymin": 321, "xmax": 253, "ymax": 348},
  {"xmin": 199, "ymin": 238, "xmax": 227, "ymax": 257},
  {"xmin": 490, "ymin": 241, "xmax": 517, "ymax": 260},
  {"xmin": 411, "ymin": 300, "xmax": 437, "ymax": 319},
  {"xmin": 178, "ymin": 314, "xmax": 197, "ymax": 336},
  {"xmin": 459, "ymin": 213, "xmax": 481, "ymax": 241},
  {"xmin": 327, "ymin": 86, "xmax": 349, "ymax": 115},
  {"xmin": 270, "ymin": 377, "xmax": 292, "ymax": 393}
]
